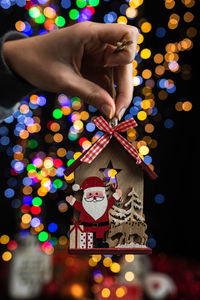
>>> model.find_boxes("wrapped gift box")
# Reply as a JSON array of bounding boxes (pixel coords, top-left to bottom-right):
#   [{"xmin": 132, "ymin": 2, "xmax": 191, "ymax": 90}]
[
  {"xmin": 80, "ymin": 232, "xmax": 93, "ymax": 249},
  {"xmin": 69, "ymin": 223, "xmax": 84, "ymax": 249}
]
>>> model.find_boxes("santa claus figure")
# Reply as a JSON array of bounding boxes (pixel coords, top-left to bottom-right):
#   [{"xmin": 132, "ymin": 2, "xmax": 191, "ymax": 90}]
[{"xmin": 66, "ymin": 176, "xmax": 122, "ymax": 247}]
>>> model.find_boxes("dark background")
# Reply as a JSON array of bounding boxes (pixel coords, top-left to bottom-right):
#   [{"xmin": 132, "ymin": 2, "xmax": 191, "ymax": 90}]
[{"xmin": 0, "ymin": 0, "xmax": 197, "ymax": 259}]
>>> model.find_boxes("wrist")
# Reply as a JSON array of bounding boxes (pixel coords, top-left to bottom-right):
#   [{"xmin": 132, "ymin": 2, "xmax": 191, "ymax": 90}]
[{"xmin": 2, "ymin": 41, "xmax": 13, "ymax": 70}]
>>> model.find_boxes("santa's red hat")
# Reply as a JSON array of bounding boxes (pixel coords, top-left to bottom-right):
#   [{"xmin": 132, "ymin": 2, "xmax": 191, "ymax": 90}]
[{"xmin": 72, "ymin": 176, "xmax": 105, "ymax": 192}]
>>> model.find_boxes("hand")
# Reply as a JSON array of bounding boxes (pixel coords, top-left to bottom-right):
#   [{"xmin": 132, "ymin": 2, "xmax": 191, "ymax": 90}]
[
  {"xmin": 3, "ymin": 21, "xmax": 139, "ymax": 119},
  {"xmin": 116, "ymin": 188, "xmax": 122, "ymax": 199},
  {"xmin": 65, "ymin": 195, "xmax": 74, "ymax": 204}
]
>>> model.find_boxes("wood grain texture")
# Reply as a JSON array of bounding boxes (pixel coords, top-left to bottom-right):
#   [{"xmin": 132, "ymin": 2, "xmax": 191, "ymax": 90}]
[
  {"xmin": 74, "ymin": 138, "xmax": 144, "ymax": 202},
  {"xmin": 68, "ymin": 247, "xmax": 152, "ymax": 255}
]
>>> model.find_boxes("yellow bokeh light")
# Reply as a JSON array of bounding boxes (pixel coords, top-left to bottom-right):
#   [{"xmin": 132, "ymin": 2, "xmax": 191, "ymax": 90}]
[
  {"xmin": 101, "ymin": 288, "xmax": 110, "ymax": 298},
  {"xmin": 182, "ymin": 101, "xmax": 192, "ymax": 111},
  {"xmin": 126, "ymin": 7, "xmax": 137, "ymax": 18},
  {"xmin": 116, "ymin": 287, "xmax": 127, "ymax": 298},
  {"xmin": 44, "ymin": 7, "xmax": 56, "ymax": 18},
  {"xmin": 19, "ymin": 129, "xmax": 29, "ymax": 139},
  {"xmin": 139, "ymin": 145, "xmax": 149, "ymax": 155},
  {"xmin": 37, "ymin": 186, "xmax": 48, "ymax": 197},
  {"xmin": 145, "ymin": 124, "xmax": 155, "ymax": 133},
  {"xmin": 74, "ymin": 152, "xmax": 82, "ymax": 160},
  {"xmin": 141, "ymin": 100, "xmax": 151, "ymax": 109},
  {"xmin": 137, "ymin": 111, "xmax": 147, "ymax": 121},
  {"xmin": 44, "ymin": 157, "xmax": 54, "ymax": 169},
  {"xmin": 0, "ymin": 234, "xmax": 10, "ymax": 245},
  {"xmin": 155, "ymin": 65, "xmax": 165, "ymax": 76},
  {"xmin": 80, "ymin": 111, "xmax": 89, "ymax": 120},
  {"xmin": 110, "ymin": 262, "xmax": 120, "ymax": 273},
  {"xmin": 117, "ymin": 16, "xmax": 127, "ymax": 24},
  {"xmin": 127, "ymin": 128, "xmax": 136, "ymax": 137},
  {"xmin": 137, "ymin": 140, "xmax": 147, "ymax": 148},
  {"xmin": 125, "ymin": 254, "xmax": 134, "ymax": 262},
  {"xmin": 21, "ymin": 213, "xmax": 32, "ymax": 224},
  {"xmin": 41, "ymin": 178, "xmax": 51, "ymax": 189},
  {"xmin": 103, "ymin": 257, "xmax": 112, "ymax": 267},
  {"xmin": 53, "ymin": 133, "xmax": 63, "ymax": 143},
  {"xmin": 61, "ymin": 106, "xmax": 71, "ymax": 115},
  {"xmin": 125, "ymin": 271, "xmax": 135, "ymax": 282},
  {"xmin": 2, "ymin": 251, "xmax": 12, "ymax": 262},
  {"xmin": 35, "ymin": 224, "xmax": 44, "ymax": 232},
  {"xmin": 64, "ymin": 172, "xmax": 74, "ymax": 183},
  {"xmin": 74, "ymin": 120, "xmax": 83, "ymax": 131},
  {"xmin": 154, "ymin": 53, "xmax": 164, "ymax": 64},
  {"xmin": 142, "ymin": 69, "xmax": 152, "ymax": 79},
  {"xmin": 88, "ymin": 257, "xmax": 97, "ymax": 267},
  {"xmin": 141, "ymin": 21, "xmax": 152, "ymax": 33},
  {"xmin": 140, "ymin": 48, "xmax": 151, "ymax": 59},
  {"xmin": 137, "ymin": 33, "xmax": 144, "ymax": 44},
  {"xmin": 70, "ymin": 284, "xmax": 84, "ymax": 298},
  {"xmin": 82, "ymin": 141, "xmax": 92, "ymax": 150},
  {"xmin": 165, "ymin": 0, "xmax": 175, "ymax": 9},
  {"xmin": 129, "ymin": 0, "xmax": 144, "ymax": 8},
  {"xmin": 92, "ymin": 255, "xmax": 102, "ymax": 262},
  {"xmin": 50, "ymin": 122, "xmax": 60, "ymax": 132},
  {"xmin": 15, "ymin": 21, "xmax": 26, "ymax": 31}
]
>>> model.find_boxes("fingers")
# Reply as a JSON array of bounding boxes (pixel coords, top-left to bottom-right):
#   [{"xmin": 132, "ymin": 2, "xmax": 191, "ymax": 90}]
[
  {"xmin": 62, "ymin": 72, "xmax": 116, "ymax": 119},
  {"xmin": 93, "ymin": 22, "xmax": 139, "ymax": 66},
  {"xmin": 114, "ymin": 63, "xmax": 134, "ymax": 120}
]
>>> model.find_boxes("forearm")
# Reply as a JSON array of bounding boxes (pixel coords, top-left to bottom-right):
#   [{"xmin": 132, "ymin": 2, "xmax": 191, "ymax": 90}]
[{"xmin": 0, "ymin": 31, "xmax": 36, "ymax": 109}]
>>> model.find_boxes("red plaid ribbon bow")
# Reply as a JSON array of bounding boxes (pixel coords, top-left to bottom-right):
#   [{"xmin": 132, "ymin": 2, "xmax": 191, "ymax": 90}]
[{"xmin": 80, "ymin": 116, "xmax": 141, "ymax": 165}]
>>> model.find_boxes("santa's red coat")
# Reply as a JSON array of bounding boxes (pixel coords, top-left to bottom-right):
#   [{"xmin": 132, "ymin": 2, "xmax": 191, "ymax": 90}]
[{"xmin": 72, "ymin": 196, "xmax": 116, "ymax": 238}]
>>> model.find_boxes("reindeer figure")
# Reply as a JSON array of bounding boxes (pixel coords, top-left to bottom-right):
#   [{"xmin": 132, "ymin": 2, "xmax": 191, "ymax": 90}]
[
  {"xmin": 106, "ymin": 220, "xmax": 148, "ymax": 247},
  {"xmin": 128, "ymin": 221, "xmax": 147, "ymax": 245}
]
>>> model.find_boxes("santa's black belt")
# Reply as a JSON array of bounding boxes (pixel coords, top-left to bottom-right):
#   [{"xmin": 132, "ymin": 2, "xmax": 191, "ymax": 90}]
[{"xmin": 82, "ymin": 221, "xmax": 109, "ymax": 227}]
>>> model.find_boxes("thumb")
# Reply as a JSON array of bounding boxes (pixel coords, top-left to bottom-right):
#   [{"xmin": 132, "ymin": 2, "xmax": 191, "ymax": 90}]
[{"xmin": 63, "ymin": 73, "xmax": 116, "ymax": 119}]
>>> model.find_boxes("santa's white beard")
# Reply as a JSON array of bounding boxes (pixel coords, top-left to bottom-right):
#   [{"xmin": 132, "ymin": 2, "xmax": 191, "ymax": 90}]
[{"xmin": 82, "ymin": 192, "xmax": 108, "ymax": 221}]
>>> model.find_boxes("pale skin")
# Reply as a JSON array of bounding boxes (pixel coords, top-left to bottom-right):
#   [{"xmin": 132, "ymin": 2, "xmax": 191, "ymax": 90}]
[
  {"xmin": 66, "ymin": 188, "xmax": 122, "ymax": 204},
  {"xmin": 3, "ymin": 21, "xmax": 139, "ymax": 120}
]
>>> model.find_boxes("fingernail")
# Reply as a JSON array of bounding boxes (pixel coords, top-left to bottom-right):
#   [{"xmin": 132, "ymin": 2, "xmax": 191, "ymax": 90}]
[
  {"xmin": 118, "ymin": 107, "xmax": 126, "ymax": 121},
  {"xmin": 101, "ymin": 104, "xmax": 113, "ymax": 119}
]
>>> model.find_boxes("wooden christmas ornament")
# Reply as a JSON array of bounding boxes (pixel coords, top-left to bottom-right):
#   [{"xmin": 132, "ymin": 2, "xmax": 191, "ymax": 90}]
[{"xmin": 65, "ymin": 41, "xmax": 158, "ymax": 255}]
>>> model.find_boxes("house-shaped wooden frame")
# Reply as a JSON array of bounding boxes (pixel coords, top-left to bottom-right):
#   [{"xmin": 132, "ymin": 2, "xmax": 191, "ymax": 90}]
[{"xmin": 64, "ymin": 117, "xmax": 157, "ymax": 255}]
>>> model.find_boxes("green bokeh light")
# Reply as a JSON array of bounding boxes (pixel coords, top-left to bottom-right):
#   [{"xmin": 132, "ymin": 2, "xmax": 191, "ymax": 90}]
[
  {"xmin": 38, "ymin": 231, "xmax": 48, "ymax": 242},
  {"xmin": 69, "ymin": 9, "xmax": 79, "ymax": 20},
  {"xmin": 88, "ymin": 0, "xmax": 99, "ymax": 7},
  {"xmin": 55, "ymin": 16, "xmax": 66, "ymax": 27},
  {"xmin": 27, "ymin": 164, "xmax": 36, "ymax": 171},
  {"xmin": 28, "ymin": 139, "xmax": 38, "ymax": 149},
  {"xmin": 35, "ymin": 13, "xmax": 45, "ymax": 24},
  {"xmin": 32, "ymin": 197, "xmax": 43, "ymax": 206},
  {"xmin": 67, "ymin": 159, "xmax": 75, "ymax": 166},
  {"xmin": 53, "ymin": 179, "xmax": 63, "ymax": 188},
  {"xmin": 76, "ymin": 0, "xmax": 87, "ymax": 8},
  {"xmin": 29, "ymin": 7, "xmax": 40, "ymax": 19},
  {"xmin": 53, "ymin": 109, "xmax": 63, "ymax": 119}
]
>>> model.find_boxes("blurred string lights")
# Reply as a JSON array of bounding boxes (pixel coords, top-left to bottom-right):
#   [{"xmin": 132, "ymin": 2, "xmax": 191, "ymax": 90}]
[{"xmin": 0, "ymin": 0, "xmax": 195, "ymax": 263}]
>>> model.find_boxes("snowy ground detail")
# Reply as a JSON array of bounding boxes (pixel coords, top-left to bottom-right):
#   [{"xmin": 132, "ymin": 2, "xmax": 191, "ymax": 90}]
[{"xmin": 116, "ymin": 242, "xmax": 147, "ymax": 248}]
